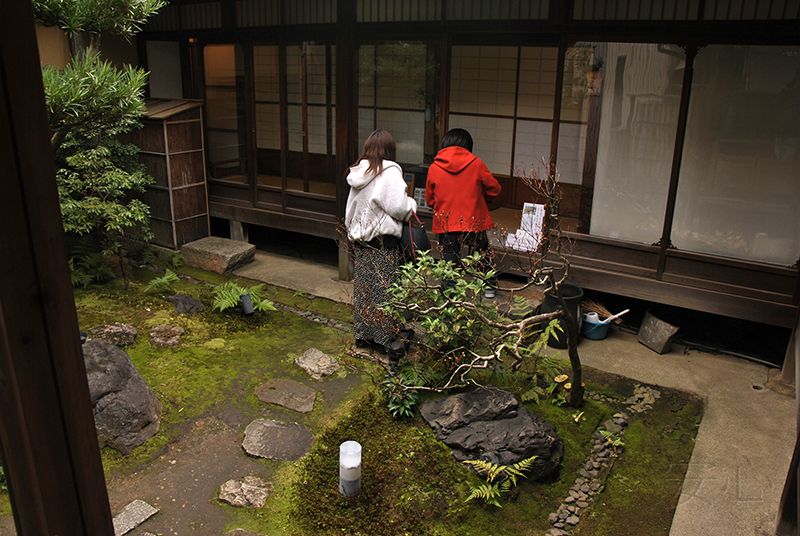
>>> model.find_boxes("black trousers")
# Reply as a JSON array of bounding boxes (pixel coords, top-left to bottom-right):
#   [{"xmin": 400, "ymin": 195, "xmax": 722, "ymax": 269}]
[{"xmin": 437, "ymin": 231, "xmax": 497, "ymax": 288}]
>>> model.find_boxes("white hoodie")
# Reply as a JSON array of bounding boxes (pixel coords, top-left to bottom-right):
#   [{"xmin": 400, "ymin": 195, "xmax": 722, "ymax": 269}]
[{"xmin": 345, "ymin": 159, "xmax": 417, "ymax": 242}]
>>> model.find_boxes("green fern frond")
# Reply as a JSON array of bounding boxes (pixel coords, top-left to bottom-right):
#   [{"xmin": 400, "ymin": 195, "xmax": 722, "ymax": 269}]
[
  {"xmin": 465, "ymin": 483, "xmax": 504, "ymax": 507},
  {"xmin": 511, "ymin": 455, "xmax": 538, "ymax": 475},
  {"xmin": 212, "ymin": 281, "xmax": 277, "ymax": 313},
  {"xmin": 521, "ymin": 385, "xmax": 543, "ymax": 404},
  {"xmin": 144, "ymin": 268, "xmax": 179, "ymax": 292}
]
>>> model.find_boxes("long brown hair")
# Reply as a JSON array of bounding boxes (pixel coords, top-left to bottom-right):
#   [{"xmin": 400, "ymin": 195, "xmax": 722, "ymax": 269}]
[{"xmin": 351, "ymin": 129, "xmax": 397, "ymax": 177}]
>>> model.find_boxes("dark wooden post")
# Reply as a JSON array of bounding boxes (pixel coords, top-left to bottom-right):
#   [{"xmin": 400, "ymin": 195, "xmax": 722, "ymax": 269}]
[
  {"xmin": 0, "ymin": 0, "xmax": 114, "ymax": 534},
  {"xmin": 335, "ymin": 0, "xmax": 358, "ymax": 280}
]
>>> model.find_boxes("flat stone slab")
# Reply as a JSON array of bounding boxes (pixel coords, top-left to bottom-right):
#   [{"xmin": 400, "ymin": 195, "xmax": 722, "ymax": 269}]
[
  {"xmin": 149, "ymin": 324, "xmax": 184, "ymax": 347},
  {"xmin": 219, "ymin": 476, "xmax": 270, "ymax": 508},
  {"xmin": 88, "ymin": 323, "xmax": 137, "ymax": 347},
  {"xmin": 113, "ymin": 499, "xmax": 158, "ymax": 536},
  {"xmin": 255, "ymin": 379, "xmax": 316, "ymax": 413},
  {"xmin": 242, "ymin": 419, "xmax": 314, "ymax": 461},
  {"xmin": 181, "ymin": 237, "xmax": 256, "ymax": 274},
  {"xmin": 294, "ymin": 348, "xmax": 339, "ymax": 380}
]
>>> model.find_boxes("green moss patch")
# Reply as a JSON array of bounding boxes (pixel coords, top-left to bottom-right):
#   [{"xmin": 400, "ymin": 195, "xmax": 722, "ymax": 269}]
[{"xmin": 60, "ymin": 265, "xmax": 702, "ymax": 536}]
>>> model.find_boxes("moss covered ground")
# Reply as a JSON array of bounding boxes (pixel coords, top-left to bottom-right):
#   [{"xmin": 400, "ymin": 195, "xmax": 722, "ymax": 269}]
[{"xmin": 0, "ymin": 262, "xmax": 703, "ymax": 535}]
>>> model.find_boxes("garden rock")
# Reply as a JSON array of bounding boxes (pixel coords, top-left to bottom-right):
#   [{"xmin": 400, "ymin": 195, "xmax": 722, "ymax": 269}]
[
  {"xmin": 218, "ymin": 476, "xmax": 270, "ymax": 508},
  {"xmin": 294, "ymin": 348, "xmax": 339, "ymax": 380},
  {"xmin": 181, "ymin": 237, "xmax": 256, "ymax": 274},
  {"xmin": 166, "ymin": 293, "xmax": 205, "ymax": 314},
  {"xmin": 255, "ymin": 379, "xmax": 316, "ymax": 413},
  {"xmin": 112, "ymin": 499, "xmax": 158, "ymax": 536},
  {"xmin": 82, "ymin": 340, "xmax": 162, "ymax": 456},
  {"xmin": 242, "ymin": 419, "xmax": 314, "ymax": 461},
  {"xmin": 420, "ymin": 388, "xmax": 563, "ymax": 480},
  {"xmin": 88, "ymin": 323, "xmax": 137, "ymax": 347},
  {"xmin": 149, "ymin": 324, "xmax": 184, "ymax": 347},
  {"xmin": 224, "ymin": 530, "xmax": 266, "ymax": 536}
]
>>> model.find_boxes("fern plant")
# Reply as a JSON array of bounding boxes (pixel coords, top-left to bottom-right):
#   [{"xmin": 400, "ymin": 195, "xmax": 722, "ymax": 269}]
[
  {"xmin": 599, "ymin": 429, "xmax": 624, "ymax": 452},
  {"xmin": 69, "ymin": 253, "xmax": 116, "ymax": 288},
  {"xmin": 211, "ymin": 282, "xmax": 277, "ymax": 313},
  {"xmin": 168, "ymin": 252, "xmax": 184, "ymax": 269},
  {"xmin": 463, "ymin": 455, "xmax": 538, "ymax": 507},
  {"xmin": 144, "ymin": 269, "xmax": 179, "ymax": 292}
]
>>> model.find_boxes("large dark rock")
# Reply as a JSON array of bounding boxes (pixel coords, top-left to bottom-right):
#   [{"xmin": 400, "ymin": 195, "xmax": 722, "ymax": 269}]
[
  {"xmin": 83, "ymin": 340, "xmax": 162, "ymax": 455},
  {"xmin": 420, "ymin": 388, "xmax": 563, "ymax": 480}
]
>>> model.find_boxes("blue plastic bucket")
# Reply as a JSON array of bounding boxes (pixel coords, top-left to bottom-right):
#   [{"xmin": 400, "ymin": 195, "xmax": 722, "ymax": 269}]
[{"xmin": 581, "ymin": 317, "xmax": 609, "ymax": 340}]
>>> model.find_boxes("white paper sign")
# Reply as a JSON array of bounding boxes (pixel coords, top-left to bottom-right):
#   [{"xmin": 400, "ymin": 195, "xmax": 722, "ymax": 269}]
[{"xmin": 505, "ymin": 203, "xmax": 545, "ymax": 251}]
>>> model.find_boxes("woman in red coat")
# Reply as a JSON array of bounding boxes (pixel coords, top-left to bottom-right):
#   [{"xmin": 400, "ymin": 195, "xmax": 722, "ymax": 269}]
[{"xmin": 425, "ymin": 128, "xmax": 502, "ymax": 297}]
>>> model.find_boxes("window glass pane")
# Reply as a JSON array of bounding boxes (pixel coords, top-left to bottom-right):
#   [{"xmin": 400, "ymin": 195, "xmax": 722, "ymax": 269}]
[
  {"xmin": 587, "ymin": 43, "xmax": 683, "ymax": 243},
  {"xmin": 672, "ymin": 45, "xmax": 800, "ymax": 265},
  {"xmin": 515, "ymin": 119, "xmax": 552, "ymax": 175},
  {"xmin": 254, "ymin": 45, "xmax": 280, "ymax": 180},
  {"xmin": 449, "ymin": 45, "xmax": 557, "ymax": 180},
  {"xmin": 451, "ymin": 46, "xmax": 517, "ymax": 117},
  {"xmin": 283, "ymin": 43, "xmax": 336, "ymax": 196},
  {"xmin": 449, "ymin": 114, "xmax": 513, "ymax": 175},
  {"xmin": 204, "ymin": 44, "xmax": 247, "ymax": 182},
  {"xmin": 358, "ymin": 42, "xmax": 438, "ymax": 165},
  {"xmin": 555, "ymin": 45, "xmax": 593, "ymax": 185},
  {"xmin": 517, "ymin": 47, "xmax": 557, "ymax": 120}
]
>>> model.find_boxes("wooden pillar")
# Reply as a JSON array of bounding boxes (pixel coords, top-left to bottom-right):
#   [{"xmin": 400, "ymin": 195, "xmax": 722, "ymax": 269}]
[
  {"xmin": 230, "ymin": 220, "xmax": 249, "ymax": 243},
  {"xmin": 0, "ymin": 0, "xmax": 114, "ymax": 533},
  {"xmin": 776, "ymin": 310, "xmax": 800, "ymax": 535},
  {"xmin": 335, "ymin": 0, "xmax": 358, "ymax": 281}
]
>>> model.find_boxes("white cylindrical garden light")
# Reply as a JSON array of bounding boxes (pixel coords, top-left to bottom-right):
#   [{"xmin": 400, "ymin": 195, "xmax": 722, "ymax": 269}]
[{"xmin": 339, "ymin": 441, "xmax": 362, "ymax": 496}]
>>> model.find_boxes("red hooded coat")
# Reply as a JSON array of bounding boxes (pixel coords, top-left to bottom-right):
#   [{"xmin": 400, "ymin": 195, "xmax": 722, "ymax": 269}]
[{"xmin": 425, "ymin": 146, "xmax": 502, "ymax": 234}]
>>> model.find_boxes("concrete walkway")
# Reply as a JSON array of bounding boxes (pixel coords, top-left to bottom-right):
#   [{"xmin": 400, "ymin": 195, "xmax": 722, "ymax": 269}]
[{"xmin": 235, "ymin": 250, "xmax": 796, "ymax": 536}]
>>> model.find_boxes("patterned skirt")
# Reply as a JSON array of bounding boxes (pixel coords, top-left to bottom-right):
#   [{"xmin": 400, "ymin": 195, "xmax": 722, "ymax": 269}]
[{"xmin": 351, "ymin": 241, "xmax": 401, "ymax": 347}]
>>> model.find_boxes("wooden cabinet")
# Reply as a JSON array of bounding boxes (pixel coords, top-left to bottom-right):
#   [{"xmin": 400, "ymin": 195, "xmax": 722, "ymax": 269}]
[{"xmin": 126, "ymin": 99, "xmax": 210, "ymax": 249}]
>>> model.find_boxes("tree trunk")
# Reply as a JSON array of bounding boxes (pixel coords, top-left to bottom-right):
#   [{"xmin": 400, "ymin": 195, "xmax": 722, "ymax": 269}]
[{"xmin": 556, "ymin": 282, "xmax": 584, "ymax": 407}]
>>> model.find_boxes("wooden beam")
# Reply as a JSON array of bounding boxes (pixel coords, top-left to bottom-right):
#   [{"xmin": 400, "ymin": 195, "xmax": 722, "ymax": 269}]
[{"xmin": 0, "ymin": 0, "xmax": 114, "ymax": 533}]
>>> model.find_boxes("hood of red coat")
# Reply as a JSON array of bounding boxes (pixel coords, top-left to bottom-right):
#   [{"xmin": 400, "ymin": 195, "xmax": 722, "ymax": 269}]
[{"xmin": 432, "ymin": 146, "xmax": 478, "ymax": 174}]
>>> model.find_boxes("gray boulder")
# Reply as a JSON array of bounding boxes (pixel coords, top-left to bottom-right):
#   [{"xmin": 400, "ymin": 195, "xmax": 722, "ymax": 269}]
[
  {"xmin": 88, "ymin": 323, "xmax": 137, "ymax": 347},
  {"xmin": 420, "ymin": 388, "xmax": 563, "ymax": 480},
  {"xmin": 83, "ymin": 340, "xmax": 162, "ymax": 455}
]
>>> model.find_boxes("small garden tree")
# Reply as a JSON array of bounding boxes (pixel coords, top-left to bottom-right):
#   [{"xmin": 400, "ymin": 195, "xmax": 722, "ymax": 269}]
[
  {"xmin": 34, "ymin": 0, "xmax": 166, "ymax": 288},
  {"xmin": 384, "ymin": 159, "xmax": 585, "ymax": 408}
]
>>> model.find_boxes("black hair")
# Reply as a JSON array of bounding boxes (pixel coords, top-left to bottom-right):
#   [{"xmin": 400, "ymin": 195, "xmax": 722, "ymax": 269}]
[{"xmin": 441, "ymin": 128, "xmax": 473, "ymax": 153}]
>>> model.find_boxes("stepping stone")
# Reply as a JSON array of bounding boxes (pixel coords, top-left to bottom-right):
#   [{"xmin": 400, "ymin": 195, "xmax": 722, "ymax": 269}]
[
  {"xmin": 112, "ymin": 499, "xmax": 158, "ymax": 536},
  {"xmin": 225, "ymin": 530, "xmax": 266, "ymax": 536},
  {"xmin": 181, "ymin": 237, "xmax": 256, "ymax": 274},
  {"xmin": 242, "ymin": 419, "xmax": 314, "ymax": 461},
  {"xmin": 294, "ymin": 348, "xmax": 339, "ymax": 380},
  {"xmin": 255, "ymin": 379, "xmax": 316, "ymax": 413},
  {"xmin": 219, "ymin": 476, "xmax": 270, "ymax": 508},
  {"xmin": 149, "ymin": 324, "xmax": 184, "ymax": 347},
  {"xmin": 88, "ymin": 323, "xmax": 137, "ymax": 347}
]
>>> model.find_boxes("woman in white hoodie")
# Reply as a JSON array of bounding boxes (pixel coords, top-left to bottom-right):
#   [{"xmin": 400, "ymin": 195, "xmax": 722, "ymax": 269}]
[{"xmin": 345, "ymin": 130, "xmax": 417, "ymax": 361}]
